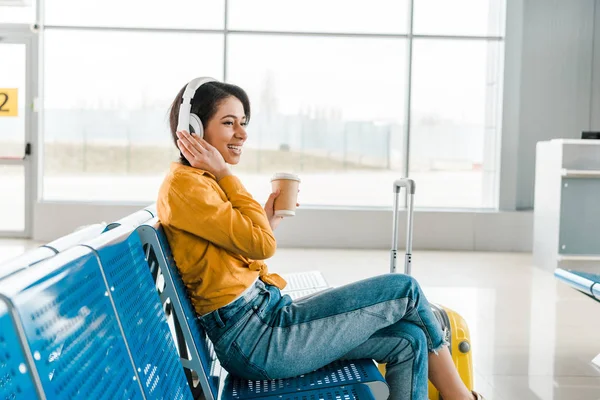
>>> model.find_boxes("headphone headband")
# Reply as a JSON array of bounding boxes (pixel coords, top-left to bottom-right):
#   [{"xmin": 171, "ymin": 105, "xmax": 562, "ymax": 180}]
[{"xmin": 177, "ymin": 77, "xmax": 218, "ymax": 135}]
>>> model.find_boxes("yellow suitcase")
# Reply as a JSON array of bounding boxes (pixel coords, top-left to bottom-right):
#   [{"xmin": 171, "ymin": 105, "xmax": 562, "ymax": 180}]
[{"xmin": 380, "ymin": 179, "xmax": 474, "ymax": 399}]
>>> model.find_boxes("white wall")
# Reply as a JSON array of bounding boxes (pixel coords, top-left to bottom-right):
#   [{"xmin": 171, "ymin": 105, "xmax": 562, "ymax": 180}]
[{"xmin": 501, "ymin": 0, "xmax": 600, "ymax": 210}]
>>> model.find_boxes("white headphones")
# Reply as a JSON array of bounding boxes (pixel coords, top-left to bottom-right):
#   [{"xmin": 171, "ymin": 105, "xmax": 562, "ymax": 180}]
[{"xmin": 177, "ymin": 77, "xmax": 218, "ymax": 138}]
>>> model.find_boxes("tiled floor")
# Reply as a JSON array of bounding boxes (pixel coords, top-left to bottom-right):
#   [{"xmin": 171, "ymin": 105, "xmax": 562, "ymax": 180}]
[{"xmin": 2, "ymin": 241, "xmax": 600, "ymax": 400}]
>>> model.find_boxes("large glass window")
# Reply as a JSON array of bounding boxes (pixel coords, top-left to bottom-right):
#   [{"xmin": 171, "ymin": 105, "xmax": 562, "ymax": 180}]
[
  {"xmin": 410, "ymin": 40, "xmax": 503, "ymax": 208},
  {"xmin": 42, "ymin": 30, "xmax": 223, "ymax": 201},
  {"xmin": 41, "ymin": 1, "xmax": 506, "ymax": 208},
  {"xmin": 228, "ymin": 35, "xmax": 408, "ymax": 206}
]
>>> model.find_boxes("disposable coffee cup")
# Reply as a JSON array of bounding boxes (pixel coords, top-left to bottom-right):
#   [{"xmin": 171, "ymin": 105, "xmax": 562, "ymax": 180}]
[{"xmin": 271, "ymin": 173, "xmax": 301, "ymax": 217}]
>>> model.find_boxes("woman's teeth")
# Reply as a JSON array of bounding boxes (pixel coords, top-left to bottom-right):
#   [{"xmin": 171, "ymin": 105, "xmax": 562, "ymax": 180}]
[{"xmin": 227, "ymin": 145, "xmax": 242, "ymax": 154}]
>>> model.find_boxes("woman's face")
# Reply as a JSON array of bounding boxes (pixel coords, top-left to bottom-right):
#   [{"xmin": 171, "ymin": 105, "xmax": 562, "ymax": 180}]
[{"xmin": 203, "ymin": 96, "xmax": 248, "ymax": 165}]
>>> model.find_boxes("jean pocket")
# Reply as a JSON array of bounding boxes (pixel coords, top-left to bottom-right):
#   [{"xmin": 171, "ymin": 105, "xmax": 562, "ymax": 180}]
[
  {"xmin": 225, "ymin": 341, "xmax": 271, "ymax": 381},
  {"xmin": 212, "ymin": 308, "xmax": 253, "ymax": 347}
]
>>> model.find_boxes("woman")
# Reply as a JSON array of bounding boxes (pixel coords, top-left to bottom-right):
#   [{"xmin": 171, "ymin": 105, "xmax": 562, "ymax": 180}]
[{"xmin": 157, "ymin": 80, "xmax": 484, "ymax": 400}]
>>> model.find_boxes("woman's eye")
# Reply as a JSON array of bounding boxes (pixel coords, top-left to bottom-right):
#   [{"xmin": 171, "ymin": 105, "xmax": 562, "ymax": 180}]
[
  {"xmin": 224, "ymin": 121, "xmax": 233, "ymax": 126},
  {"xmin": 241, "ymin": 122, "xmax": 248, "ymax": 127}
]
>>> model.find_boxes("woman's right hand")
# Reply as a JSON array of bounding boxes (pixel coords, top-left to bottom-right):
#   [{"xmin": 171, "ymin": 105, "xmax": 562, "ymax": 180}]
[{"xmin": 176, "ymin": 130, "xmax": 232, "ymax": 181}]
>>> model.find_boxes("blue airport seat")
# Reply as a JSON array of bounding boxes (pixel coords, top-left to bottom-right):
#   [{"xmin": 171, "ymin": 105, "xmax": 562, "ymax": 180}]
[
  {"xmin": 0, "ymin": 247, "xmax": 144, "ymax": 400},
  {"xmin": 81, "ymin": 225, "xmax": 192, "ymax": 400},
  {"xmin": 0, "ymin": 246, "xmax": 56, "ymax": 280},
  {"xmin": 42, "ymin": 223, "xmax": 107, "ymax": 253},
  {"xmin": 221, "ymin": 359, "xmax": 388, "ymax": 400},
  {"xmin": 105, "ymin": 208, "xmax": 155, "ymax": 231},
  {"xmin": 0, "ymin": 302, "xmax": 39, "ymax": 399},
  {"xmin": 555, "ymin": 268, "xmax": 600, "ymax": 301},
  {"xmin": 146, "ymin": 204, "xmax": 157, "ymax": 218},
  {"xmin": 136, "ymin": 219, "xmax": 388, "ymax": 400},
  {"xmin": 137, "ymin": 221, "xmax": 221, "ymax": 399},
  {"xmin": 593, "ymin": 285, "xmax": 600, "ymax": 299},
  {"xmin": 1, "ymin": 223, "xmax": 109, "ymax": 281}
]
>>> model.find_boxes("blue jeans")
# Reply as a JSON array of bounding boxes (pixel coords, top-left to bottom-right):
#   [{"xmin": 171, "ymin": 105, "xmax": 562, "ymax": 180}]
[{"xmin": 198, "ymin": 274, "xmax": 447, "ymax": 400}]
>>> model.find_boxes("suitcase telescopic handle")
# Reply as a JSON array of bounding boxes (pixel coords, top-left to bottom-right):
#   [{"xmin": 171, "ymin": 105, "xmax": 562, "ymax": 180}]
[{"xmin": 391, "ymin": 179, "xmax": 415, "ymax": 275}]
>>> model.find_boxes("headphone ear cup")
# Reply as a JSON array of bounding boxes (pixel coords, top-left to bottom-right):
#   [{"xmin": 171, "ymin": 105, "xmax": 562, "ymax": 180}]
[{"xmin": 189, "ymin": 114, "xmax": 204, "ymax": 139}]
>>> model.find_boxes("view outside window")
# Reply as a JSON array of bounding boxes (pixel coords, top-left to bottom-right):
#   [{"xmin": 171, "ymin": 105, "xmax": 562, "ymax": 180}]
[
  {"xmin": 42, "ymin": 30, "xmax": 223, "ymax": 201},
  {"xmin": 227, "ymin": 35, "xmax": 408, "ymax": 206},
  {"xmin": 410, "ymin": 40, "xmax": 504, "ymax": 207},
  {"xmin": 42, "ymin": 1, "xmax": 505, "ymax": 208}
]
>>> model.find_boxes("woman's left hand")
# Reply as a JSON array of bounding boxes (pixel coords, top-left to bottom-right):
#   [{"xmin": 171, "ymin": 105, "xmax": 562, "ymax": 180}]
[
  {"xmin": 264, "ymin": 190, "xmax": 283, "ymax": 231},
  {"xmin": 263, "ymin": 190, "xmax": 301, "ymax": 231},
  {"xmin": 176, "ymin": 130, "xmax": 231, "ymax": 181}
]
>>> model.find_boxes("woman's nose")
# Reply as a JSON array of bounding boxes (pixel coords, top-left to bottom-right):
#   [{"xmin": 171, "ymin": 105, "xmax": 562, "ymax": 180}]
[{"xmin": 236, "ymin": 124, "xmax": 248, "ymax": 140}]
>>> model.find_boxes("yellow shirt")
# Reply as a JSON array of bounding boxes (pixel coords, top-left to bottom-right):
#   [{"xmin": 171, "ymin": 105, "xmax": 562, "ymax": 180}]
[{"xmin": 156, "ymin": 162, "xmax": 287, "ymax": 316}]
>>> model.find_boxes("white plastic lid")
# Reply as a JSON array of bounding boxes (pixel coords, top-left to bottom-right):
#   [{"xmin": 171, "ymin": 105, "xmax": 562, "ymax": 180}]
[
  {"xmin": 271, "ymin": 173, "xmax": 301, "ymax": 182},
  {"xmin": 274, "ymin": 210, "xmax": 296, "ymax": 217}
]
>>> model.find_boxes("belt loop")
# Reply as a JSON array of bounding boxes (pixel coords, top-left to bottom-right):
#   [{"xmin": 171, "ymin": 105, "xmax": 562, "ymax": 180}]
[
  {"xmin": 258, "ymin": 289, "xmax": 271, "ymax": 318},
  {"xmin": 213, "ymin": 309, "xmax": 226, "ymax": 328},
  {"xmin": 243, "ymin": 280, "xmax": 260, "ymax": 303}
]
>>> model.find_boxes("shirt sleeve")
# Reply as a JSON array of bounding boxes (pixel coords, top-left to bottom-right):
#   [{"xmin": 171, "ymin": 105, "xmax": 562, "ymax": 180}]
[{"xmin": 167, "ymin": 172, "xmax": 277, "ymax": 260}]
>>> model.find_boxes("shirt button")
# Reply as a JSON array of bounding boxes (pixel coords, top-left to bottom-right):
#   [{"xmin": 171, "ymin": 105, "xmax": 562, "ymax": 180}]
[{"xmin": 253, "ymin": 306, "xmax": 258, "ymax": 311}]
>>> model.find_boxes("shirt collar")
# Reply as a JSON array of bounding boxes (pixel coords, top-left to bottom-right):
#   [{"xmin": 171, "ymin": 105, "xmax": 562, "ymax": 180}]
[{"xmin": 170, "ymin": 162, "xmax": 217, "ymax": 180}]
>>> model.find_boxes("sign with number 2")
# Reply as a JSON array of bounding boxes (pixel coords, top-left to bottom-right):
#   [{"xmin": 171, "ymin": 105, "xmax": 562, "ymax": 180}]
[{"xmin": 0, "ymin": 89, "xmax": 18, "ymax": 117}]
